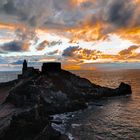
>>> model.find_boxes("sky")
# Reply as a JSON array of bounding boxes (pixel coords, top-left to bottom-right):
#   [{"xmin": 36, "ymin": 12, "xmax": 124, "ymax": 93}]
[{"xmin": 0, "ymin": 0, "xmax": 140, "ymax": 70}]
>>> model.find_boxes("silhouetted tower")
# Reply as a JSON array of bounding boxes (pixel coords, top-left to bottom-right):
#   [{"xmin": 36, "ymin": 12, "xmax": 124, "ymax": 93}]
[
  {"xmin": 42, "ymin": 62, "xmax": 61, "ymax": 73},
  {"xmin": 22, "ymin": 60, "xmax": 27, "ymax": 73}
]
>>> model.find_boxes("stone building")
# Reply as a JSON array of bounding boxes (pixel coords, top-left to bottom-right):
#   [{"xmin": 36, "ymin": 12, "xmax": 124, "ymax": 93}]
[
  {"xmin": 18, "ymin": 60, "xmax": 39, "ymax": 79},
  {"xmin": 18, "ymin": 60, "xmax": 61, "ymax": 79},
  {"xmin": 42, "ymin": 62, "xmax": 61, "ymax": 74}
]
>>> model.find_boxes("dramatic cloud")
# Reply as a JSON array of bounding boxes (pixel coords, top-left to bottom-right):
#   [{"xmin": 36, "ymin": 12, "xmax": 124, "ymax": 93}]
[
  {"xmin": 62, "ymin": 46, "xmax": 79, "ymax": 57},
  {"xmin": 36, "ymin": 40, "xmax": 62, "ymax": 51},
  {"xmin": 1, "ymin": 0, "xmax": 140, "ymax": 43},
  {"xmin": 0, "ymin": 41, "xmax": 29, "ymax": 52},
  {"xmin": 0, "ymin": 0, "xmax": 83, "ymax": 28},
  {"xmin": 63, "ymin": 46, "xmax": 102, "ymax": 62},
  {"xmin": 62, "ymin": 45, "xmax": 140, "ymax": 64},
  {"xmin": 48, "ymin": 40, "xmax": 62, "ymax": 47},
  {"xmin": 1, "ymin": 0, "xmax": 140, "ymax": 69},
  {"xmin": 119, "ymin": 45, "xmax": 140, "ymax": 56},
  {"xmin": 47, "ymin": 50, "xmax": 59, "ymax": 55},
  {"xmin": 36, "ymin": 40, "xmax": 49, "ymax": 51},
  {"xmin": 105, "ymin": 0, "xmax": 135, "ymax": 27},
  {"xmin": 116, "ymin": 45, "xmax": 140, "ymax": 61},
  {"xmin": 15, "ymin": 28, "xmax": 38, "ymax": 43}
]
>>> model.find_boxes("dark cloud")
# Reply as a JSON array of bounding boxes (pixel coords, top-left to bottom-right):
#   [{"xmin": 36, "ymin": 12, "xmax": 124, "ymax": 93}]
[
  {"xmin": 15, "ymin": 28, "xmax": 38, "ymax": 43},
  {"xmin": 47, "ymin": 50, "xmax": 59, "ymax": 55},
  {"xmin": 48, "ymin": 40, "xmax": 62, "ymax": 47},
  {"xmin": 0, "ymin": 0, "xmax": 140, "ymax": 45},
  {"xmin": 106, "ymin": 0, "xmax": 135, "ymax": 27},
  {"xmin": 0, "ymin": 0, "xmax": 139, "ymax": 29},
  {"xmin": 80, "ymin": 1, "xmax": 95, "ymax": 9},
  {"xmin": 2, "ymin": 1, "xmax": 17, "ymax": 15},
  {"xmin": 36, "ymin": 40, "xmax": 62, "ymax": 51},
  {"xmin": 0, "ymin": 41, "xmax": 29, "ymax": 52},
  {"xmin": 86, "ymin": 0, "xmax": 140, "ymax": 37},
  {"xmin": 62, "ymin": 46, "xmax": 79, "ymax": 57},
  {"xmin": 119, "ymin": 45, "xmax": 139, "ymax": 55},
  {"xmin": 62, "ymin": 46, "xmax": 102, "ymax": 61},
  {"xmin": 36, "ymin": 40, "xmax": 49, "ymax": 51},
  {"xmin": 0, "ymin": 0, "xmax": 42, "ymax": 26},
  {"xmin": 0, "ymin": 0, "xmax": 82, "ymax": 28}
]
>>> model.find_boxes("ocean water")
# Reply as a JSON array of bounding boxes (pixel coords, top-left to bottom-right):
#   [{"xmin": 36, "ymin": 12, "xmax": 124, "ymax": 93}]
[
  {"xmin": 53, "ymin": 69, "xmax": 140, "ymax": 140},
  {"xmin": 69, "ymin": 70, "xmax": 140, "ymax": 140},
  {"xmin": 0, "ymin": 70, "xmax": 140, "ymax": 140},
  {"xmin": 0, "ymin": 71, "xmax": 21, "ymax": 83}
]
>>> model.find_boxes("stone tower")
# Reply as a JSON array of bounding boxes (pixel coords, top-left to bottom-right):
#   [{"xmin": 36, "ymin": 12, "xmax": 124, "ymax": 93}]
[{"xmin": 22, "ymin": 60, "xmax": 27, "ymax": 73}]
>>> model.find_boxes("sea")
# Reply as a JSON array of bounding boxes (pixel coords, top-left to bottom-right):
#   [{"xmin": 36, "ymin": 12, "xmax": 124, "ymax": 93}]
[{"xmin": 0, "ymin": 70, "xmax": 140, "ymax": 140}]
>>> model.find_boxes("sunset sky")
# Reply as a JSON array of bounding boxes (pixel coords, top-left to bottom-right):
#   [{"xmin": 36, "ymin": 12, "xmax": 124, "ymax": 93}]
[{"xmin": 0, "ymin": 0, "xmax": 140, "ymax": 70}]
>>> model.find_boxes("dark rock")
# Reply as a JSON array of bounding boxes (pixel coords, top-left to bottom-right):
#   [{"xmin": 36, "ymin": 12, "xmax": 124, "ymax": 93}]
[
  {"xmin": 116, "ymin": 82, "xmax": 132, "ymax": 95},
  {"xmin": 0, "ymin": 106, "xmax": 67, "ymax": 140},
  {"xmin": 0, "ymin": 79, "xmax": 18, "ymax": 88}
]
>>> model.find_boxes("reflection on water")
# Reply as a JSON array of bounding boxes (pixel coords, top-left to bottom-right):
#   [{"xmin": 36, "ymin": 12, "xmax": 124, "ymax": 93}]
[{"xmin": 65, "ymin": 69, "xmax": 140, "ymax": 140}]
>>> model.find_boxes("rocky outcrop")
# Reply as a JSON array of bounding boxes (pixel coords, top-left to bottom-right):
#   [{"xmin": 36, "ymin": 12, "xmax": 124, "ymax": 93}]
[
  {"xmin": 0, "ymin": 69, "xmax": 132, "ymax": 140},
  {"xmin": 116, "ymin": 82, "xmax": 132, "ymax": 95},
  {"xmin": 0, "ymin": 106, "xmax": 69, "ymax": 140}
]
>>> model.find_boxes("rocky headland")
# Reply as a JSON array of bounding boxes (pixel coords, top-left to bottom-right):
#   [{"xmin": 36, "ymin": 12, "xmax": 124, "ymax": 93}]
[{"xmin": 0, "ymin": 61, "xmax": 132, "ymax": 140}]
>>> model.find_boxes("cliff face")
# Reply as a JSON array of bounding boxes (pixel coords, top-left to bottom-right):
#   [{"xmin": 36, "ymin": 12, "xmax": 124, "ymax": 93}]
[{"xmin": 0, "ymin": 70, "xmax": 132, "ymax": 140}]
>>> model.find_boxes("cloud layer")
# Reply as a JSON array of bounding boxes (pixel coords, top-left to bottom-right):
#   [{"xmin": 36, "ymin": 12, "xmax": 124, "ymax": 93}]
[
  {"xmin": 0, "ymin": 0, "xmax": 140, "ymax": 69},
  {"xmin": 1, "ymin": 0, "xmax": 140, "ymax": 33}
]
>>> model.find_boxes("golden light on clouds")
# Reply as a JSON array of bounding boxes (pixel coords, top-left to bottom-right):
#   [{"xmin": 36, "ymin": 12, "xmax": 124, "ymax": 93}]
[
  {"xmin": 72, "ymin": 0, "xmax": 88, "ymax": 5},
  {"xmin": 68, "ymin": 23, "xmax": 105, "ymax": 43},
  {"xmin": 0, "ymin": 23, "xmax": 15, "ymax": 30},
  {"xmin": 116, "ymin": 27, "xmax": 140, "ymax": 44},
  {"xmin": 135, "ymin": 0, "xmax": 140, "ymax": 3},
  {"xmin": 22, "ymin": 43, "xmax": 30, "ymax": 51},
  {"xmin": 0, "ymin": 22, "xmax": 26, "ymax": 31},
  {"xmin": 0, "ymin": 0, "xmax": 140, "ymax": 70}
]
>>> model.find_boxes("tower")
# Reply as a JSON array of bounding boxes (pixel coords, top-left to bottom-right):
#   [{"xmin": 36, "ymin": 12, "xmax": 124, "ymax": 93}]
[
  {"xmin": 22, "ymin": 60, "xmax": 27, "ymax": 73},
  {"xmin": 42, "ymin": 62, "xmax": 61, "ymax": 73}
]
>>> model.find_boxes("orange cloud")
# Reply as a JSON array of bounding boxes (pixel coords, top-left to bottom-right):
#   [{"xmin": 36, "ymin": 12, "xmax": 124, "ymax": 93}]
[
  {"xmin": 62, "ymin": 45, "xmax": 140, "ymax": 65},
  {"xmin": 135, "ymin": 0, "xmax": 140, "ymax": 3},
  {"xmin": 68, "ymin": 22, "xmax": 106, "ymax": 43},
  {"xmin": 63, "ymin": 46, "xmax": 108, "ymax": 63},
  {"xmin": 72, "ymin": 0, "xmax": 96, "ymax": 5},
  {"xmin": 116, "ymin": 27, "xmax": 140, "ymax": 44},
  {"xmin": 119, "ymin": 45, "xmax": 139, "ymax": 56},
  {"xmin": 0, "ymin": 22, "xmax": 25, "ymax": 31},
  {"xmin": 0, "ymin": 23, "xmax": 15, "ymax": 30},
  {"xmin": 36, "ymin": 40, "xmax": 49, "ymax": 51},
  {"xmin": 22, "ymin": 43, "xmax": 30, "ymax": 51}
]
